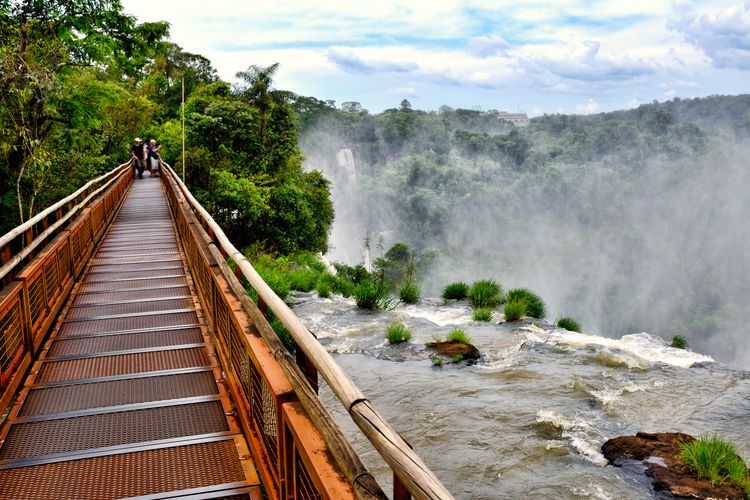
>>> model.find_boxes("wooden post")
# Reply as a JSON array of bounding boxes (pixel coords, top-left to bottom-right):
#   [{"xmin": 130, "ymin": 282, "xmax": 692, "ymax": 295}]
[
  {"xmin": 1, "ymin": 245, "xmax": 11, "ymax": 286},
  {"xmin": 393, "ymin": 439, "xmax": 413, "ymax": 500},
  {"xmin": 296, "ymin": 344, "xmax": 319, "ymax": 394}
]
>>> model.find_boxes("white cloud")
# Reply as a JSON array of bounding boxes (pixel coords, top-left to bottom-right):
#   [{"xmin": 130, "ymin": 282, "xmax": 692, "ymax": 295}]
[
  {"xmin": 668, "ymin": 2, "xmax": 750, "ymax": 69},
  {"xmin": 575, "ymin": 98, "xmax": 600, "ymax": 113},
  {"xmin": 468, "ymin": 34, "xmax": 512, "ymax": 57},
  {"xmin": 120, "ymin": 0, "xmax": 750, "ymax": 113},
  {"xmin": 520, "ymin": 40, "xmax": 655, "ymax": 83}
]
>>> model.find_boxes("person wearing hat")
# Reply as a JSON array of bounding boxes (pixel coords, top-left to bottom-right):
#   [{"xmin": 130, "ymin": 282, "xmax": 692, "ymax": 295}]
[{"xmin": 130, "ymin": 137, "xmax": 146, "ymax": 179}]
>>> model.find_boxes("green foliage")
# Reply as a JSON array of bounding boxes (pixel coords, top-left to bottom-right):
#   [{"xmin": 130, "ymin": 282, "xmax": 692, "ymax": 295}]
[
  {"xmin": 353, "ymin": 280, "xmax": 391, "ymax": 309},
  {"xmin": 316, "ymin": 281, "xmax": 331, "ymax": 298},
  {"xmin": 468, "ymin": 280, "xmax": 503, "ymax": 309},
  {"xmin": 399, "ymin": 283, "xmax": 420, "ymax": 304},
  {"xmin": 680, "ymin": 436, "xmax": 749, "ymax": 493},
  {"xmin": 385, "ymin": 322, "xmax": 412, "ymax": 344},
  {"xmin": 557, "ymin": 317, "xmax": 582, "ymax": 332},
  {"xmin": 251, "ymin": 255, "xmax": 291, "ymax": 300},
  {"xmin": 286, "ymin": 267, "xmax": 319, "ymax": 292},
  {"xmin": 430, "ymin": 355, "xmax": 444, "ymax": 367},
  {"xmin": 446, "ymin": 329, "xmax": 471, "ymax": 344},
  {"xmin": 269, "ymin": 315, "xmax": 295, "ymax": 353},
  {"xmin": 451, "ymin": 354, "xmax": 464, "ymax": 364},
  {"xmin": 473, "ymin": 308, "xmax": 493, "ymax": 322},
  {"xmin": 503, "ymin": 300, "xmax": 526, "ymax": 321},
  {"xmin": 333, "ymin": 263, "xmax": 370, "ymax": 285},
  {"xmin": 505, "ymin": 288, "xmax": 546, "ymax": 319},
  {"xmin": 442, "ymin": 282, "xmax": 469, "ymax": 300},
  {"xmin": 671, "ymin": 335, "xmax": 689, "ymax": 349}
]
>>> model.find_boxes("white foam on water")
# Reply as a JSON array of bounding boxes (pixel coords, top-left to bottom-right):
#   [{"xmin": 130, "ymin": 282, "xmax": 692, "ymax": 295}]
[
  {"xmin": 522, "ymin": 327, "xmax": 714, "ymax": 368},
  {"xmin": 536, "ymin": 409, "xmax": 608, "ymax": 466},
  {"xmin": 400, "ymin": 303, "xmax": 473, "ymax": 326},
  {"xmin": 588, "ymin": 381, "xmax": 647, "ymax": 406}
]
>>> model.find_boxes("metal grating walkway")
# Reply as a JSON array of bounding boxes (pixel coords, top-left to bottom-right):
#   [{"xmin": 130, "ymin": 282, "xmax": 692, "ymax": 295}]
[{"xmin": 0, "ymin": 177, "xmax": 261, "ymax": 499}]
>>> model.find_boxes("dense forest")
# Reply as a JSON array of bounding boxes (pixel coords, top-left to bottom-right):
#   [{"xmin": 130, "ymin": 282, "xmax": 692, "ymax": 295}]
[
  {"xmin": 0, "ymin": 0, "xmax": 332, "ymax": 255},
  {"xmin": 295, "ymin": 95, "xmax": 750, "ymax": 366}
]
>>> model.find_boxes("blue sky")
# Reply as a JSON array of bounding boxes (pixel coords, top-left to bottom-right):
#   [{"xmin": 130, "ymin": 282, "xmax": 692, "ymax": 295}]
[{"xmin": 122, "ymin": 0, "xmax": 750, "ymax": 115}]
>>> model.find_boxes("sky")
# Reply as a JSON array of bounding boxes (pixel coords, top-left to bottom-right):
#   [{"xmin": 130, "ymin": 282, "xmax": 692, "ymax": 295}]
[{"xmin": 121, "ymin": 0, "xmax": 750, "ymax": 115}]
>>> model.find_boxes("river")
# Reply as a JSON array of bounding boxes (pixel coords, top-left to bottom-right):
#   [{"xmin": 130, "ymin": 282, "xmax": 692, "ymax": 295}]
[{"xmin": 291, "ymin": 292, "xmax": 750, "ymax": 499}]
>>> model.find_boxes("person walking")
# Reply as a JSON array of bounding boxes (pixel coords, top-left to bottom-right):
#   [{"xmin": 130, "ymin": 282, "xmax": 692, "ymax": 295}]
[
  {"xmin": 130, "ymin": 137, "xmax": 146, "ymax": 179},
  {"xmin": 147, "ymin": 139, "xmax": 162, "ymax": 177}
]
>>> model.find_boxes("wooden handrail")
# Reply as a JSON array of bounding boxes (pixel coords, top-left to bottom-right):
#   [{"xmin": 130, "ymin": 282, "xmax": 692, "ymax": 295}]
[
  {"xmin": 0, "ymin": 162, "xmax": 131, "ymax": 281},
  {"xmin": 161, "ymin": 163, "xmax": 453, "ymax": 500}
]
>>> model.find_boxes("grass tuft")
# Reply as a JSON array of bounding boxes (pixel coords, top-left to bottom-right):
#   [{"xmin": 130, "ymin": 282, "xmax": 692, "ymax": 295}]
[
  {"xmin": 316, "ymin": 281, "xmax": 331, "ymax": 298},
  {"xmin": 468, "ymin": 280, "xmax": 503, "ymax": 309},
  {"xmin": 430, "ymin": 355, "xmax": 444, "ymax": 367},
  {"xmin": 442, "ymin": 282, "xmax": 469, "ymax": 300},
  {"xmin": 446, "ymin": 328, "xmax": 471, "ymax": 344},
  {"xmin": 557, "ymin": 317, "xmax": 581, "ymax": 332},
  {"xmin": 680, "ymin": 435, "xmax": 749, "ymax": 493},
  {"xmin": 505, "ymin": 288, "xmax": 546, "ymax": 318},
  {"xmin": 671, "ymin": 334, "xmax": 689, "ymax": 349},
  {"xmin": 451, "ymin": 354, "xmax": 464, "ymax": 363},
  {"xmin": 353, "ymin": 280, "xmax": 391, "ymax": 309},
  {"xmin": 503, "ymin": 300, "xmax": 525, "ymax": 321},
  {"xmin": 473, "ymin": 308, "xmax": 493, "ymax": 322},
  {"xmin": 386, "ymin": 322, "xmax": 412, "ymax": 344},
  {"xmin": 399, "ymin": 283, "xmax": 420, "ymax": 304}
]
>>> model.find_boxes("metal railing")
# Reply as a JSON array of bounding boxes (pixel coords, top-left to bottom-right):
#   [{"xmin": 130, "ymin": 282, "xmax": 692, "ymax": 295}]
[
  {"xmin": 160, "ymin": 163, "xmax": 453, "ymax": 500},
  {"xmin": 0, "ymin": 162, "xmax": 132, "ymax": 412}
]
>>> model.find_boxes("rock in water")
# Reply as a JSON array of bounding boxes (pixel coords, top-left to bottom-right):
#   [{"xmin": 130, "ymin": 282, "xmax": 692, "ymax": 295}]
[
  {"xmin": 601, "ymin": 432, "xmax": 746, "ymax": 499},
  {"xmin": 426, "ymin": 341, "xmax": 481, "ymax": 361}
]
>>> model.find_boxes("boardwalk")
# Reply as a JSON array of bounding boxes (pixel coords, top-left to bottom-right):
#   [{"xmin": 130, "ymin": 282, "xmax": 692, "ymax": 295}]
[{"xmin": 0, "ymin": 177, "xmax": 260, "ymax": 499}]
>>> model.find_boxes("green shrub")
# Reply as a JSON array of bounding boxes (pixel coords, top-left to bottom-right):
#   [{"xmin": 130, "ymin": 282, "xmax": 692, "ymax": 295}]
[
  {"xmin": 255, "ymin": 268, "xmax": 290, "ymax": 300},
  {"xmin": 354, "ymin": 280, "xmax": 391, "ymax": 309},
  {"xmin": 333, "ymin": 277, "xmax": 355, "ymax": 297},
  {"xmin": 451, "ymin": 354, "xmax": 464, "ymax": 363},
  {"xmin": 468, "ymin": 280, "xmax": 503, "ymax": 308},
  {"xmin": 557, "ymin": 317, "xmax": 581, "ymax": 332},
  {"xmin": 316, "ymin": 281, "xmax": 331, "ymax": 298},
  {"xmin": 671, "ymin": 334, "xmax": 689, "ymax": 349},
  {"xmin": 473, "ymin": 308, "xmax": 493, "ymax": 322},
  {"xmin": 503, "ymin": 300, "xmax": 525, "ymax": 321},
  {"xmin": 430, "ymin": 355, "xmax": 444, "ymax": 367},
  {"xmin": 386, "ymin": 322, "xmax": 412, "ymax": 344},
  {"xmin": 287, "ymin": 267, "xmax": 320, "ymax": 292},
  {"xmin": 399, "ymin": 283, "xmax": 420, "ymax": 304},
  {"xmin": 680, "ymin": 436, "xmax": 749, "ymax": 493},
  {"xmin": 446, "ymin": 328, "xmax": 471, "ymax": 344},
  {"xmin": 442, "ymin": 282, "xmax": 469, "ymax": 300},
  {"xmin": 333, "ymin": 262, "xmax": 370, "ymax": 285},
  {"xmin": 269, "ymin": 315, "xmax": 295, "ymax": 353},
  {"xmin": 292, "ymin": 252, "xmax": 327, "ymax": 273},
  {"xmin": 505, "ymin": 288, "xmax": 546, "ymax": 318}
]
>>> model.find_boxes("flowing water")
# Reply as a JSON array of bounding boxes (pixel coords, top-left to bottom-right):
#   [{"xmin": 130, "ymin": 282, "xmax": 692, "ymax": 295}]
[{"xmin": 291, "ymin": 292, "xmax": 750, "ymax": 499}]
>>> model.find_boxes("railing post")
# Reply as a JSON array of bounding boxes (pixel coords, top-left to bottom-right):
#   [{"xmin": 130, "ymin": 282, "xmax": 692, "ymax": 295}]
[
  {"xmin": 295, "ymin": 339, "xmax": 319, "ymax": 394},
  {"xmin": 1, "ymin": 244, "xmax": 12, "ymax": 287},
  {"xmin": 19, "ymin": 282, "xmax": 33, "ymax": 354},
  {"xmin": 393, "ymin": 439, "xmax": 414, "ymax": 500},
  {"xmin": 24, "ymin": 228, "xmax": 33, "ymax": 257}
]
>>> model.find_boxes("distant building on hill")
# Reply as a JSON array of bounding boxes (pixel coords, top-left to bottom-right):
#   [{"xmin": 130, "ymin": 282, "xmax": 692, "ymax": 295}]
[{"xmin": 489, "ymin": 110, "xmax": 530, "ymax": 127}]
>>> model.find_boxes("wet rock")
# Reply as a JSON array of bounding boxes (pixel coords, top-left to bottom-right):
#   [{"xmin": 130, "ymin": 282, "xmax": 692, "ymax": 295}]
[
  {"xmin": 425, "ymin": 341, "xmax": 480, "ymax": 361},
  {"xmin": 602, "ymin": 432, "xmax": 746, "ymax": 499}
]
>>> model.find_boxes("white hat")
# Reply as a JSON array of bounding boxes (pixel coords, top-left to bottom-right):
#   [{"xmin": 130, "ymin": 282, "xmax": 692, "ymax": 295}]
[{"xmin": 134, "ymin": 137, "xmax": 142, "ymax": 142}]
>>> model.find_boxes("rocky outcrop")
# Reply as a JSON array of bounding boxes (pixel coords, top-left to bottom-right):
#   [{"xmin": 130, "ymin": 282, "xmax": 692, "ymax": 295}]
[
  {"xmin": 602, "ymin": 432, "xmax": 746, "ymax": 499},
  {"xmin": 425, "ymin": 341, "xmax": 480, "ymax": 361}
]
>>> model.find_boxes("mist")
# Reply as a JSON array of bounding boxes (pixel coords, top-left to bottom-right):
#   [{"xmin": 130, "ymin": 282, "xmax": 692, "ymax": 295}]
[{"xmin": 300, "ymin": 100, "xmax": 750, "ymax": 369}]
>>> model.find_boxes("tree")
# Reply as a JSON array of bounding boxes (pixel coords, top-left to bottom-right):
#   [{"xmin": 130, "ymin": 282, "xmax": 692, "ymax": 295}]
[
  {"xmin": 0, "ymin": 0, "xmax": 163, "ymax": 223},
  {"xmin": 235, "ymin": 63, "xmax": 294, "ymax": 153}
]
